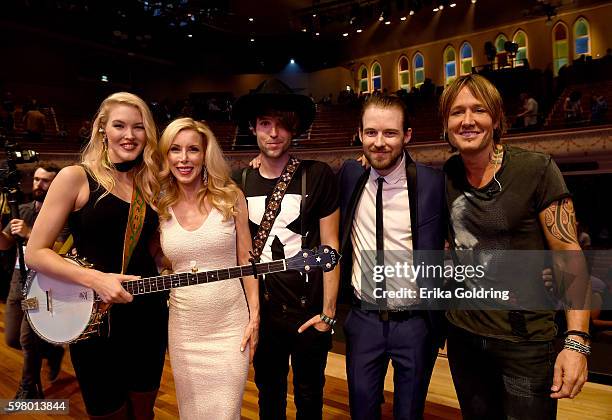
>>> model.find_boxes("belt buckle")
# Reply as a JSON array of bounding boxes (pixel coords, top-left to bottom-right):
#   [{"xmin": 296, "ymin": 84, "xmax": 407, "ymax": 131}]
[{"xmin": 379, "ymin": 310, "xmax": 389, "ymax": 322}]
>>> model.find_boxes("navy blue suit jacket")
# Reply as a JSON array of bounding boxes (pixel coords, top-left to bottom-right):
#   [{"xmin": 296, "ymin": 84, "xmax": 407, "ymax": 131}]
[{"xmin": 337, "ymin": 153, "xmax": 447, "ymax": 347}]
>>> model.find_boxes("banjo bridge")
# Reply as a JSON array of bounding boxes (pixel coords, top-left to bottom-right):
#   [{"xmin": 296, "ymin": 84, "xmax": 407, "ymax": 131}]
[{"xmin": 21, "ymin": 297, "xmax": 39, "ymax": 311}]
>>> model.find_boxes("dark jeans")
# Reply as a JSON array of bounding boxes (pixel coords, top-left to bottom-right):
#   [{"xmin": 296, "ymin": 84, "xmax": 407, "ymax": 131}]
[
  {"xmin": 4, "ymin": 271, "xmax": 64, "ymax": 390},
  {"xmin": 344, "ymin": 308, "xmax": 438, "ymax": 420},
  {"xmin": 254, "ymin": 308, "xmax": 332, "ymax": 420},
  {"xmin": 447, "ymin": 323, "xmax": 558, "ymax": 420}
]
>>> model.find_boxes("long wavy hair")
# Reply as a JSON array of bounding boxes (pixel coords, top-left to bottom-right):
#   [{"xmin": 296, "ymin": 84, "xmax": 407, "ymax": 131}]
[
  {"xmin": 81, "ymin": 92, "xmax": 161, "ymax": 206},
  {"xmin": 157, "ymin": 118, "xmax": 240, "ymax": 222}
]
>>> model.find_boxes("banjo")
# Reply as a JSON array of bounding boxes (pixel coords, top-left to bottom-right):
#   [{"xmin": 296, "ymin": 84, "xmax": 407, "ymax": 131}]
[{"xmin": 21, "ymin": 245, "xmax": 339, "ymax": 344}]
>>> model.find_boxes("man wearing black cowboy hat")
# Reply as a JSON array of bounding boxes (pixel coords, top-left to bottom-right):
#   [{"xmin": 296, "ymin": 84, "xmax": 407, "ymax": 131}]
[{"xmin": 232, "ymin": 78, "xmax": 340, "ymax": 420}]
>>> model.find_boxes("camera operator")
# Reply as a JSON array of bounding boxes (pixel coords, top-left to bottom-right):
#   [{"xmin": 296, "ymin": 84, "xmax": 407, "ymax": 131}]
[{"xmin": 2, "ymin": 164, "xmax": 69, "ymax": 399}]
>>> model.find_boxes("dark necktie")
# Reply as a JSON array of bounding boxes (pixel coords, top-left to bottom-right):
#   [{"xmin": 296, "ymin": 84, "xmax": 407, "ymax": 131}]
[{"xmin": 376, "ymin": 176, "xmax": 386, "ymax": 309}]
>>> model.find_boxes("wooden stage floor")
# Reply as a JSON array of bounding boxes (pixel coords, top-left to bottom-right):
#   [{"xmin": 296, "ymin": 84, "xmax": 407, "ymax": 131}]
[{"xmin": 1, "ymin": 302, "xmax": 611, "ymax": 419}]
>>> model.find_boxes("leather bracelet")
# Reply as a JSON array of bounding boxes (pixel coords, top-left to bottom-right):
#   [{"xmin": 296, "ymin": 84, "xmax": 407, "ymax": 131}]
[
  {"xmin": 320, "ymin": 313, "xmax": 337, "ymax": 327},
  {"xmin": 564, "ymin": 330, "xmax": 592, "ymax": 341},
  {"xmin": 564, "ymin": 337, "xmax": 591, "ymax": 356}
]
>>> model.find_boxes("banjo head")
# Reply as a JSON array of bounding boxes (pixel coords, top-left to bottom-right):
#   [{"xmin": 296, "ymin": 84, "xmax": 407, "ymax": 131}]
[{"xmin": 25, "ymin": 265, "xmax": 96, "ymax": 344}]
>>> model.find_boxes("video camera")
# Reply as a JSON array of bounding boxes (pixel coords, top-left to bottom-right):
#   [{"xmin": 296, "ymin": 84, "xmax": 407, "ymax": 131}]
[
  {"xmin": 0, "ymin": 132, "xmax": 39, "ymax": 281},
  {"xmin": 0, "ymin": 133, "xmax": 39, "ymax": 189}
]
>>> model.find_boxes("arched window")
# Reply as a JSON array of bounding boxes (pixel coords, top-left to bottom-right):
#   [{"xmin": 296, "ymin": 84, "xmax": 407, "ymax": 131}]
[
  {"xmin": 552, "ymin": 22, "xmax": 569, "ymax": 76},
  {"xmin": 371, "ymin": 62, "xmax": 382, "ymax": 91},
  {"xmin": 494, "ymin": 34, "xmax": 508, "ymax": 68},
  {"xmin": 398, "ymin": 56, "xmax": 410, "ymax": 91},
  {"xmin": 443, "ymin": 46, "xmax": 457, "ymax": 85},
  {"xmin": 513, "ymin": 30, "xmax": 528, "ymax": 66},
  {"xmin": 413, "ymin": 52, "xmax": 425, "ymax": 88},
  {"xmin": 358, "ymin": 65, "xmax": 369, "ymax": 93},
  {"xmin": 573, "ymin": 17, "xmax": 591, "ymax": 58},
  {"xmin": 460, "ymin": 42, "xmax": 473, "ymax": 75}
]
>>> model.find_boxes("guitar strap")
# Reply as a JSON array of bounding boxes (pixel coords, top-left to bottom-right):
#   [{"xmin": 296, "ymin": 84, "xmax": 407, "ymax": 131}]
[
  {"xmin": 57, "ymin": 235, "xmax": 74, "ymax": 255},
  {"xmin": 242, "ymin": 157, "xmax": 301, "ymax": 301},
  {"xmin": 121, "ymin": 185, "xmax": 147, "ymax": 274}
]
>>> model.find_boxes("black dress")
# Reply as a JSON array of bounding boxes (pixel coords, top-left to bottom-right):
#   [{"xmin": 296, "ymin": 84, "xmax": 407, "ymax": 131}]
[{"xmin": 67, "ymin": 170, "xmax": 168, "ymax": 417}]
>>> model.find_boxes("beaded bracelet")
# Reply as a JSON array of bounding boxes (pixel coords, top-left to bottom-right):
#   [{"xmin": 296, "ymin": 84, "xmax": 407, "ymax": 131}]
[{"xmin": 564, "ymin": 337, "xmax": 591, "ymax": 356}]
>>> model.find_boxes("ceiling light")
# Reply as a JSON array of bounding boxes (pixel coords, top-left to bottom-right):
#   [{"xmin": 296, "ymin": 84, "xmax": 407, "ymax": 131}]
[
  {"xmin": 312, "ymin": 13, "xmax": 317, "ymax": 17},
  {"xmin": 248, "ymin": 17, "xmax": 254, "ymax": 22},
  {"xmin": 471, "ymin": 0, "xmax": 477, "ymax": 3},
  {"xmin": 343, "ymin": 32, "xmax": 349, "ymax": 37},
  {"xmin": 385, "ymin": 20, "xmax": 391, "ymax": 25},
  {"xmin": 101, "ymin": 75, "xmax": 109, "ymax": 82},
  {"xmin": 379, "ymin": 12, "xmax": 384, "ymax": 21},
  {"xmin": 187, "ymin": 34, "xmax": 193, "ymax": 38},
  {"xmin": 302, "ymin": 28, "xmax": 307, "ymax": 32},
  {"xmin": 290, "ymin": 59, "xmax": 295, "ymax": 64},
  {"xmin": 400, "ymin": 16, "xmax": 407, "ymax": 21},
  {"xmin": 356, "ymin": 29, "xmax": 363, "ymax": 33},
  {"xmin": 439, "ymin": 5, "xmax": 444, "ymax": 10},
  {"xmin": 409, "ymin": 10, "xmax": 415, "ymax": 15},
  {"xmin": 433, "ymin": 7, "xmax": 439, "ymax": 12},
  {"xmin": 250, "ymin": 38, "xmax": 255, "ymax": 42},
  {"xmin": 315, "ymin": 32, "xmax": 320, "ymax": 36},
  {"xmin": 450, "ymin": 3, "xmax": 457, "ymax": 7}
]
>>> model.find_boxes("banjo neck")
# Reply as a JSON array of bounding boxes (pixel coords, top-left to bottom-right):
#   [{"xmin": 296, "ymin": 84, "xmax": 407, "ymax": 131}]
[
  {"xmin": 121, "ymin": 259, "xmax": 287, "ymax": 296},
  {"xmin": 23, "ymin": 245, "xmax": 338, "ymax": 344}
]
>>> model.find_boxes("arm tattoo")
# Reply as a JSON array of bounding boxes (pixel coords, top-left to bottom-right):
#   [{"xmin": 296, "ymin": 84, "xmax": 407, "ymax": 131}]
[{"xmin": 543, "ymin": 198, "xmax": 578, "ymax": 244}]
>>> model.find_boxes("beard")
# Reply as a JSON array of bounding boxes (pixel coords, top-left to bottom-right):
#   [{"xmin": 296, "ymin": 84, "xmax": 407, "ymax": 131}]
[
  {"xmin": 364, "ymin": 147, "xmax": 404, "ymax": 172},
  {"xmin": 32, "ymin": 188, "xmax": 46, "ymax": 203}
]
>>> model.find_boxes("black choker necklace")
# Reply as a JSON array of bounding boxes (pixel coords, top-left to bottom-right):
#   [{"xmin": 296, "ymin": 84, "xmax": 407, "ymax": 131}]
[{"xmin": 113, "ymin": 155, "xmax": 143, "ymax": 172}]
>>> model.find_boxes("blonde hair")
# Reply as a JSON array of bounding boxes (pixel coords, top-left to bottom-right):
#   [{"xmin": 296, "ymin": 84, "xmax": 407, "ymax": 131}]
[
  {"xmin": 439, "ymin": 74, "xmax": 507, "ymax": 146},
  {"xmin": 81, "ymin": 92, "xmax": 161, "ymax": 205},
  {"xmin": 157, "ymin": 118, "xmax": 240, "ymax": 222}
]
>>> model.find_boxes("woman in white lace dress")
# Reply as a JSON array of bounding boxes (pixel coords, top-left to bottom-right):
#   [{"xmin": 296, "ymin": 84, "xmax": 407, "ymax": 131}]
[{"xmin": 157, "ymin": 118, "xmax": 259, "ymax": 419}]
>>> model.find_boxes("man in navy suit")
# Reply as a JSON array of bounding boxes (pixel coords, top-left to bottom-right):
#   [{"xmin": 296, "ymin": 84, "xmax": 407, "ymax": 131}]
[{"xmin": 338, "ymin": 94, "xmax": 446, "ymax": 420}]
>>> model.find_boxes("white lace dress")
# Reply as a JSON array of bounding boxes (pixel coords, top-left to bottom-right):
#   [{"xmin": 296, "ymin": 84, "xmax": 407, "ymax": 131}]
[{"xmin": 161, "ymin": 207, "xmax": 249, "ymax": 420}]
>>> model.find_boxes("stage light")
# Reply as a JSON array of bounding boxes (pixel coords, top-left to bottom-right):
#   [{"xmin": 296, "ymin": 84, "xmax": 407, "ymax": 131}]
[
  {"xmin": 450, "ymin": 3, "xmax": 457, "ymax": 7},
  {"xmin": 343, "ymin": 32, "xmax": 349, "ymax": 37},
  {"xmin": 356, "ymin": 29, "xmax": 363, "ymax": 33},
  {"xmin": 433, "ymin": 7, "xmax": 439, "ymax": 12},
  {"xmin": 385, "ymin": 20, "xmax": 391, "ymax": 25},
  {"xmin": 101, "ymin": 75, "xmax": 109, "ymax": 82},
  {"xmin": 471, "ymin": 0, "xmax": 477, "ymax": 3},
  {"xmin": 400, "ymin": 16, "xmax": 407, "ymax": 21},
  {"xmin": 250, "ymin": 38, "xmax": 255, "ymax": 42},
  {"xmin": 290, "ymin": 59, "xmax": 295, "ymax": 64},
  {"xmin": 248, "ymin": 17, "xmax": 254, "ymax": 22},
  {"xmin": 315, "ymin": 32, "xmax": 320, "ymax": 36},
  {"xmin": 302, "ymin": 28, "xmax": 307, "ymax": 32},
  {"xmin": 409, "ymin": 10, "xmax": 415, "ymax": 15},
  {"xmin": 187, "ymin": 34, "xmax": 193, "ymax": 38},
  {"xmin": 439, "ymin": 5, "xmax": 444, "ymax": 10}
]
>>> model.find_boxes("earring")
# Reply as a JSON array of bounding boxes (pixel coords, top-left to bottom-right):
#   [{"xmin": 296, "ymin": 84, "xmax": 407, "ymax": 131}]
[
  {"xmin": 102, "ymin": 135, "xmax": 112, "ymax": 167},
  {"xmin": 202, "ymin": 166, "xmax": 208, "ymax": 187}
]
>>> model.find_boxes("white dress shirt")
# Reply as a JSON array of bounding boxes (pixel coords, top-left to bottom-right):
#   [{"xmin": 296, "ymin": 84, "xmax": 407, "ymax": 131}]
[{"xmin": 351, "ymin": 154, "xmax": 418, "ymax": 308}]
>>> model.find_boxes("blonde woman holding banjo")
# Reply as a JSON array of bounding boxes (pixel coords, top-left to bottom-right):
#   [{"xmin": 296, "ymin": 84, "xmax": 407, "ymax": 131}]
[{"xmin": 25, "ymin": 92, "xmax": 168, "ymax": 419}]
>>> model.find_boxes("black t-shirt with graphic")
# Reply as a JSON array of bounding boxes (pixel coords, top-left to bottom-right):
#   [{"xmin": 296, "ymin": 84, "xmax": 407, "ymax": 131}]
[
  {"xmin": 445, "ymin": 145, "xmax": 571, "ymax": 342},
  {"xmin": 233, "ymin": 160, "xmax": 339, "ymax": 314}
]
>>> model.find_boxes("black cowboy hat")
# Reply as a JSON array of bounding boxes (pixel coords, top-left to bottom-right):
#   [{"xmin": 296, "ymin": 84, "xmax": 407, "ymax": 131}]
[{"xmin": 233, "ymin": 78, "xmax": 315, "ymax": 136}]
